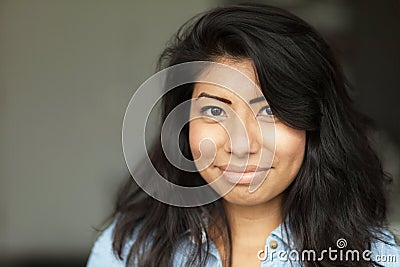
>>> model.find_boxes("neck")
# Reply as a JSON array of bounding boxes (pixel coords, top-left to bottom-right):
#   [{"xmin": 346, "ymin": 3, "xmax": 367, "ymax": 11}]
[
  {"xmin": 222, "ymin": 194, "xmax": 283, "ymax": 242},
  {"xmin": 209, "ymin": 193, "xmax": 284, "ymax": 262}
]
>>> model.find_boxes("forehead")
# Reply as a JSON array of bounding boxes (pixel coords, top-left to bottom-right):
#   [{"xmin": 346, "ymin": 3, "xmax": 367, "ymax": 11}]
[
  {"xmin": 216, "ymin": 57, "xmax": 258, "ymax": 82},
  {"xmin": 192, "ymin": 58, "xmax": 264, "ymax": 101}
]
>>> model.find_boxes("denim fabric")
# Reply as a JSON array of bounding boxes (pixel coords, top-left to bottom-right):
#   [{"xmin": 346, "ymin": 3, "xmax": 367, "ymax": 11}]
[{"xmin": 87, "ymin": 219, "xmax": 400, "ymax": 267}]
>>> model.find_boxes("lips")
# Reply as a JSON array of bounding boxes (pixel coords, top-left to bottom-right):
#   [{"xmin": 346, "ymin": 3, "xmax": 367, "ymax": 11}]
[
  {"xmin": 219, "ymin": 164, "xmax": 270, "ymax": 173},
  {"xmin": 218, "ymin": 164, "xmax": 271, "ymax": 184}
]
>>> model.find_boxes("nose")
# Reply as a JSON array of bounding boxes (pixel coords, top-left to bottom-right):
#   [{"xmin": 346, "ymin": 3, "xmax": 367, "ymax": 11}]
[{"xmin": 225, "ymin": 114, "xmax": 261, "ymax": 158}]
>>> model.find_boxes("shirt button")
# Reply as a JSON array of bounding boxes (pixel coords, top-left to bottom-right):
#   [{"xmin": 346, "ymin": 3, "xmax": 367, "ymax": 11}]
[{"xmin": 269, "ymin": 240, "xmax": 278, "ymax": 249}]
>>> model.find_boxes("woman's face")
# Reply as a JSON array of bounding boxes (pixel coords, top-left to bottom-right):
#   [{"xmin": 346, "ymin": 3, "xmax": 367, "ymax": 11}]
[{"xmin": 188, "ymin": 58, "xmax": 306, "ymax": 206}]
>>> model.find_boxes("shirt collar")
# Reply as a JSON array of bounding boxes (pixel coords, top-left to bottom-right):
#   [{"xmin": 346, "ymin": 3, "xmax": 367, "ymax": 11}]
[
  {"xmin": 185, "ymin": 216, "xmax": 295, "ymax": 249},
  {"xmin": 269, "ymin": 217, "xmax": 296, "ymax": 249}
]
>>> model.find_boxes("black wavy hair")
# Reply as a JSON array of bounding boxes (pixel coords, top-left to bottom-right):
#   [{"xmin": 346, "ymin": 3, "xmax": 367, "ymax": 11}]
[{"xmin": 110, "ymin": 3, "xmax": 393, "ymax": 267}]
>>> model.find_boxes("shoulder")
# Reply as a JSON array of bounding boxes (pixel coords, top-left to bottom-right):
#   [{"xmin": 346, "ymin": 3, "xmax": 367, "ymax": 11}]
[
  {"xmin": 86, "ymin": 218, "xmax": 143, "ymax": 267},
  {"xmin": 86, "ymin": 219, "xmax": 205, "ymax": 267},
  {"xmin": 369, "ymin": 229, "xmax": 400, "ymax": 266}
]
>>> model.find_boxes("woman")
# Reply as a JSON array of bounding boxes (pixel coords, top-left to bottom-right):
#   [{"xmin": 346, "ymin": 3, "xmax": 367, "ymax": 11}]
[{"xmin": 87, "ymin": 3, "xmax": 400, "ymax": 267}]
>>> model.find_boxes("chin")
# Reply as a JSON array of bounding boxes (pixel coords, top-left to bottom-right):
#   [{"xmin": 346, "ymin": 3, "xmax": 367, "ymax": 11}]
[{"xmin": 221, "ymin": 186, "xmax": 276, "ymax": 206}]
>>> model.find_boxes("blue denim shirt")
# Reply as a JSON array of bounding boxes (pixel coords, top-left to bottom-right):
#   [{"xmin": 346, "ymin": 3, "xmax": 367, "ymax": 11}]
[{"xmin": 87, "ymin": 219, "xmax": 400, "ymax": 266}]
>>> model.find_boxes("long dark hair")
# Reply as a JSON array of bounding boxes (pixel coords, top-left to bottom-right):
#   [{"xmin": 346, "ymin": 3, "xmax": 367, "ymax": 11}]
[{"xmin": 110, "ymin": 3, "xmax": 393, "ymax": 266}]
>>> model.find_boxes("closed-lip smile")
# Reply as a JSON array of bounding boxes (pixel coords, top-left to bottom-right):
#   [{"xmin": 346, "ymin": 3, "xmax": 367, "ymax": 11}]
[
  {"xmin": 219, "ymin": 164, "xmax": 270, "ymax": 173},
  {"xmin": 218, "ymin": 165, "xmax": 271, "ymax": 184}
]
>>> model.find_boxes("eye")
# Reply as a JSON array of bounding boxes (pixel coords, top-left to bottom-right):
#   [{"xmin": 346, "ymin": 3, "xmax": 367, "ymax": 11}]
[
  {"xmin": 257, "ymin": 106, "xmax": 275, "ymax": 120},
  {"xmin": 200, "ymin": 106, "xmax": 226, "ymax": 117}
]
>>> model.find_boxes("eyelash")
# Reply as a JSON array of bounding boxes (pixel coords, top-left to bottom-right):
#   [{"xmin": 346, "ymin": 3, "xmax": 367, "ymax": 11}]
[
  {"xmin": 200, "ymin": 106, "xmax": 226, "ymax": 117},
  {"xmin": 199, "ymin": 106, "xmax": 275, "ymax": 119},
  {"xmin": 258, "ymin": 106, "xmax": 274, "ymax": 117}
]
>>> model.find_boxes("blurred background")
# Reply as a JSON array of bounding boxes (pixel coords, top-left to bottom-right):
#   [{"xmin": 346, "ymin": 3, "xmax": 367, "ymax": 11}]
[{"xmin": 1, "ymin": 0, "xmax": 399, "ymax": 266}]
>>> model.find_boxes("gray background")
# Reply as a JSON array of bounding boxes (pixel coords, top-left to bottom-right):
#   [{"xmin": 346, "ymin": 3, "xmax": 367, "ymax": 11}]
[{"xmin": 1, "ymin": 0, "xmax": 399, "ymax": 266}]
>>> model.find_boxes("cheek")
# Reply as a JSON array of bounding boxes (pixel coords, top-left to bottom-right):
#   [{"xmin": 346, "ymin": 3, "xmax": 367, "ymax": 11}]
[
  {"xmin": 253, "ymin": 124, "xmax": 305, "ymax": 202},
  {"xmin": 189, "ymin": 120, "xmax": 226, "ymax": 164},
  {"xmin": 274, "ymin": 123, "xmax": 306, "ymax": 167},
  {"xmin": 188, "ymin": 120, "xmax": 204, "ymax": 160}
]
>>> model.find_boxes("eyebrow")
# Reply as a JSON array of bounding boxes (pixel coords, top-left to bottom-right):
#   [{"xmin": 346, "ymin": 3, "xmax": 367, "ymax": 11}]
[
  {"xmin": 197, "ymin": 92, "xmax": 232, "ymax": 104},
  {"xmin": 249, "ymin": 96, "xmax": 267, "ymax": 104},
  {"xmin": 196, "ymin": 92, "xmax": 267, "ymax": 105}
]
